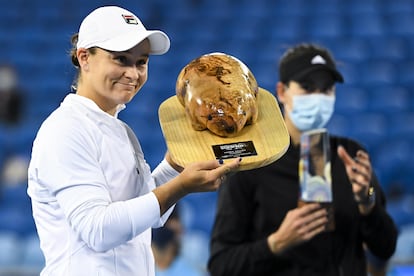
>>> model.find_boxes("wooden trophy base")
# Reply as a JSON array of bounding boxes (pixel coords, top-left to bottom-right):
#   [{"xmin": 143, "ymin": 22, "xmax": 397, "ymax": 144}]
[{"xmin": 158, "ymin": 88, "xmax": 290, "ymax": 171}]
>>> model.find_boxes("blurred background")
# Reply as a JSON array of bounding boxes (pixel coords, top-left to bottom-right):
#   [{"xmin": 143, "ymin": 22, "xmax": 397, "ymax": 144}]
[{"xmin": 0, "ymin": 0, "xmax": 413, "ymax": 275}]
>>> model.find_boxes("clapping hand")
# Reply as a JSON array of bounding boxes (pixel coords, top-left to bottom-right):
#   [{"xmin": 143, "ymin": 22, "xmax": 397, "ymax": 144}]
[{"xmin": 337, "ymin": 146, "xmax": 375, "ymax": 215}]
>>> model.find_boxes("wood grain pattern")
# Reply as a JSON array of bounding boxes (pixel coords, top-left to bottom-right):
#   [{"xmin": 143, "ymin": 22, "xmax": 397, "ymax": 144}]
[{"xmin": 159, "ymin": 88, "xmax": 290, "ymax": 171}]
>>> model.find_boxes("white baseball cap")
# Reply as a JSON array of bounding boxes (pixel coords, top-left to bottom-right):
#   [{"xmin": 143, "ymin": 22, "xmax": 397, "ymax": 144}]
[{"xmin": 77, "ymin": 6, "xmax": 170, "ymax": 55}]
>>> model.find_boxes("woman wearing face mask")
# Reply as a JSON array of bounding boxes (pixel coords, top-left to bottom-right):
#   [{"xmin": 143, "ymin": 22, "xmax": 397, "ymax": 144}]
[{"xmin": 208, "ymin": 43, "xmax": 397, "ymax": 276}]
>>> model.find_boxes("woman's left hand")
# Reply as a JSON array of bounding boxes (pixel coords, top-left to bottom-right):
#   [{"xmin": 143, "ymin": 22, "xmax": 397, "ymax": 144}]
[{"xmin": 337, "ymin": 146, "xmax": 375, "ymax": 215}]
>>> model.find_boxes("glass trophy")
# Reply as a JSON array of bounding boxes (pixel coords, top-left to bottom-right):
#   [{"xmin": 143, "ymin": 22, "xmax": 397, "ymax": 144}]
[{"xmin": 298, "ymin": 128, "xmax": 335, "ymax": 231}]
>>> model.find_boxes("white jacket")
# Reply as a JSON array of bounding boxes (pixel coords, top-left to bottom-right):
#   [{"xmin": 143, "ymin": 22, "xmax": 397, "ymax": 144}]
[{"xmin": 28, "ymin": 94, "xmax": 178, "ymax": 276}]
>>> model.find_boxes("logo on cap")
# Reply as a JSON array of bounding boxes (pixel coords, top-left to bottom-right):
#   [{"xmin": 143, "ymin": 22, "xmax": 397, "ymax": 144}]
[
  {"xmin": 122, "ymin": 14, "xmax": 138, "ymax": 25},
  {"xmin": 311, "ymin": 55, "xmax": 326, "ymax": 65}
]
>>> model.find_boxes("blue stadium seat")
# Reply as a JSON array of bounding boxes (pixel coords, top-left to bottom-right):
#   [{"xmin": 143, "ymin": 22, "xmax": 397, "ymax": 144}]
[
  {"xmin": 373, "ymin": 138, "xmax": 413, "ymax": 193},
  {"xmin": 272, "ymin": 0, "xmax": 306, "ymax": 16},
  {"xmin": 267, "ymin": 15, "xmax": 303, "ymax": 42},
  {"xmin": 1, "ymin": 184, "xmax": 31, "ymax": 208},
  {"xmin": 359, "ymin": 61, "xmax": 396, "ymax": 86},
  {"xmin": 368, "ymin": 86, "xmax": 409, "ymax": 114},
  {"xmin": 0, "ymin": 232, "xmax": 21, "ymax": 266},
  {"xmin": 333, "ymin": 62, "xmax": 360, "ymax": 86},
  {"xmin": 345, "ymin": 0, "xmax": 380, "ymax": 14},
  {"xmin": 234, "ymin": 0, "xmax": 271, "ymax": 19},
  {"xmin": 21, "ymin": 234, "xmax": 45, "ymax": 269},
  {"xmin": 389, "ymin": 113, "xmax": 414, "ymax": 138},
  {"xmin": 346, "ymin": 113, "xmax": 388, "ymax": 152},
  {"xmin": 181, "ymin": 230, "xmax": 210, "ymax": 272},
  {"xmin": 326, "ymin": 115, "xmax": 351, "ymax": 137},
  {"xmin": 307, "ymin": 15, "xmax": 344, "ymax": 39},
  {"xmin": 250, "ymin": 59, "xmax": 278, "ymax": 92},
  {"xmin": 396, "ymin": 61, "xmax": 414, "ymax": 85},
  {"xmin": 305, "ymin": 0, "xmax": 341, "ymax": 14},
  {"xmin": 348, "ymin": 14, "xmax": 385, "ymax": 37},
  {"xmin": 392, "ymin": 221, "xmax": 414, "ymax": 262},
  {"xmin": 1, "ymin": 123, "xmax": 38, "ymax": 156},
  {"xmin": 366, "ymin": 38, "xmax": 408, "ymax": 61},
  {"xmin": 387, "ymin": 13, "xmax": 414, "ymax": 36},
  {"xmin": 331, "ymin": 39, "xmax": 370, "ymax": 63},
  {"xmin": 334, "ymin": 86, "xmax": 368, "ymax": 115},
  {"xmin": 181, "ymin": 192, "xmax": 218, "ymax": 235},
  {"xmin": 0, "ymin": 207, "xmax": 36, "ymax": 237},
  {"xmin": 383, "ymin": 0, "xmax": 414, "ymax": 14}
]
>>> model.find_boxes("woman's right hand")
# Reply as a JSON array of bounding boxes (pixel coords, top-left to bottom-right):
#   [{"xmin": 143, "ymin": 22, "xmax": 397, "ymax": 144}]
[
  {"xmin": 177, "ymin": 158, "xmax": 242, "ymax": 193},
  {"xmin": 154, "ymin": 158, "xmax": 242, "ymax": 214},
  {"xmin": 267, "ymin": 203, "xmax": 328, "ymax": 254}
]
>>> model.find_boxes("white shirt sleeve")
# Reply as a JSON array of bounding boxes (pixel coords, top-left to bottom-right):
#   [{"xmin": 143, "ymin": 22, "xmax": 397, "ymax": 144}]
[
  {"xmin": 152, "ymin": 158, "xmax": 180, "ymax": 187},
  {"xmin": 150, "ymin": 158, "xmax": 181, "ymax": 227},
  {"xmin": 55, "ymin": 183, "xmax": 160, "ymax": 252},
  {"xmin": 31, "ymin": 113, "xmax": 179, "ymax": 252}
]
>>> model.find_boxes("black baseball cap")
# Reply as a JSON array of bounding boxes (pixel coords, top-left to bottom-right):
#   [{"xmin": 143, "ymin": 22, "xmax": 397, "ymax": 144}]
[{"xmin": 279, "ymin": 47, "xmax": 344, "ymax": 84}]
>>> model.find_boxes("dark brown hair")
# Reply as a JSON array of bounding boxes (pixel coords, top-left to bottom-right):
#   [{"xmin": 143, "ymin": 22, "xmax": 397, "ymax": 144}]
[{"xmin": 69, "ymin": 33, "xmax": 97, "ymax": 91}]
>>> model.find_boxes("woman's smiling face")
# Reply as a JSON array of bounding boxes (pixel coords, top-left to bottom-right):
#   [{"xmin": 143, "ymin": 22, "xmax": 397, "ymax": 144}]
[{"xmin": 76, "ymin": 39, "xmax": 150, "ymax": 115}]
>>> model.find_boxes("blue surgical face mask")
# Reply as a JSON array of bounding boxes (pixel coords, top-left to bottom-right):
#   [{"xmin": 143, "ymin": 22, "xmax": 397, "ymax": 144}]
[{"xmin": 288, "ymin": 94, "xmax": 335, "ymax": 131}]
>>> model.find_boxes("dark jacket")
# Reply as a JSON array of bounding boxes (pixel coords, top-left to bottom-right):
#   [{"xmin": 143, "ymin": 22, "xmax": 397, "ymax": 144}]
[{"xmin": 208, "ymin": 136, "xmax": 397, "ymax": 276}]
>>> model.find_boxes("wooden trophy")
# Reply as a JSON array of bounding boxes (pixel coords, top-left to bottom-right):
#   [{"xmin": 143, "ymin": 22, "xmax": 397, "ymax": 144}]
[{"xmin": 158, "ymin": 52, "xmax": 290, "ymax": 171}]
